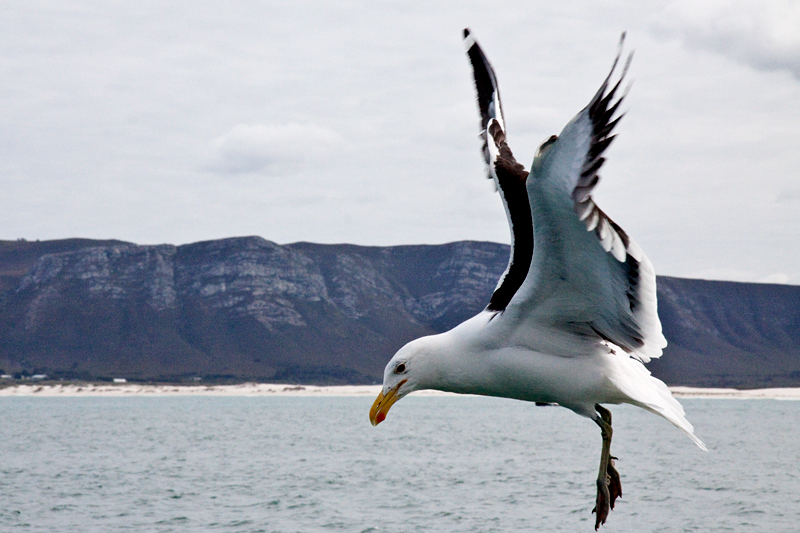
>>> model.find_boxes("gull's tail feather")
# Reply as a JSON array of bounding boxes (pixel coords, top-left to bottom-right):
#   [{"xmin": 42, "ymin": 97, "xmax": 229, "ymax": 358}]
[{"xmin": 609, "ymin": 356, "xmax": 707, "ymax": 451}]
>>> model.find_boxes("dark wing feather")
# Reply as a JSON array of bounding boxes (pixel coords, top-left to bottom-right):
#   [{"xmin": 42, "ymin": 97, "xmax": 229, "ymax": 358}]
[
  {"xmin": 463, "ymin": 29, "xmax": 532, "ymax": 313},
  {"xmin": 463, "ymin": 27, "xmax": 505, "ymax": 169}
]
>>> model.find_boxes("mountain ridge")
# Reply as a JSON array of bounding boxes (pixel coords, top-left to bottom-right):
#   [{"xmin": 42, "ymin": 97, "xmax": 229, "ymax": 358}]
[{"xmin": 1, "ymin": 237, "xmax": 798, "ymax": 387}]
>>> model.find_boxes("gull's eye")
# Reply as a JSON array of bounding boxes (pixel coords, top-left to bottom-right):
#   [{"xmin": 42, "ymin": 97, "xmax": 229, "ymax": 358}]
[{"xmin": 394, "ymin": 363, "xmax": 406, "ymax": 374}]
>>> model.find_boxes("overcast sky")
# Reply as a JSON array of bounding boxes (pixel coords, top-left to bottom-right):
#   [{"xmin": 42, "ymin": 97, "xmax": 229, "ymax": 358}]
[{"xmin": 1, "ymin": 1, "xmax": 799, "ymax": 284}]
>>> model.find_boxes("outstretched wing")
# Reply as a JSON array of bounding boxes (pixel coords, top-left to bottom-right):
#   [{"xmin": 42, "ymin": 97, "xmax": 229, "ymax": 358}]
[
  {"xmin": 511, "ymin": 34, "xmax": 666, "ymax": 362},
  {"xmin": 463, "ymin": 28, "xmax": 532, "ymax": 313}
]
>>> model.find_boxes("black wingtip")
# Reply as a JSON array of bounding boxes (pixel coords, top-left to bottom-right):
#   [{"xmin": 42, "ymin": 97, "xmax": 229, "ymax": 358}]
[{"xmin": 463, "ymin": 28, "xmax": 471, "ymax": 39}]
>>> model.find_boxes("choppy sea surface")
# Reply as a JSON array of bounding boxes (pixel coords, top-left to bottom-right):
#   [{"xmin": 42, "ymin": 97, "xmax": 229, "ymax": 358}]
[{"xmin": 2, "ymin": 395, "xmax": 798, "ymax": 532}]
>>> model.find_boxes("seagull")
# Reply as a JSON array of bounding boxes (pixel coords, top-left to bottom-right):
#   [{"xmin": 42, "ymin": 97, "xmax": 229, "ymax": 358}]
[{"xmin": 370, "ymin": 29, "xmax": 706, "ymax": 529}]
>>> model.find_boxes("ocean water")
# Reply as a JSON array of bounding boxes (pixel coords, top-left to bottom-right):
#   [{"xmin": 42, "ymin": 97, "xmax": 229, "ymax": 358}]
[{"xmin": 1, "ymin": 395, "xmax": 798, "ymax": 532}]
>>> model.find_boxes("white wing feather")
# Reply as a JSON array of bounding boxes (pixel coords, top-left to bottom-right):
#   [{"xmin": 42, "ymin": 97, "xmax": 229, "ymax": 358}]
[{"xmin": 508, "ymin": 37, "xmax": 666, "ymax": 363}]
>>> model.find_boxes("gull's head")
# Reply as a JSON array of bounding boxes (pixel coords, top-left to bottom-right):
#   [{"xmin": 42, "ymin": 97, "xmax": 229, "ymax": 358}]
[{"xmin": 369, "ymin": 336, "xmax": 441, "ymax": 426}]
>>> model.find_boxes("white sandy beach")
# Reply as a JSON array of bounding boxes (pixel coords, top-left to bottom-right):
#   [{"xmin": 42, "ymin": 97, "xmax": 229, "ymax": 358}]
[
  {"xmin": 0, "ymin": 382, "xmax": 384, "ymax": 397},
  {"xmin": 1, "ymin": 382, "xmax": 800, "ymax": 399},
  {"xmin": 667, "ymin": 386, "xmax": 800, "ymax": 400}
]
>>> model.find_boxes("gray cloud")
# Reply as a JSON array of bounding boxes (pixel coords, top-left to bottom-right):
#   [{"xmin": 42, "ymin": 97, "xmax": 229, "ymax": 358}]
[
  {"xmin": 776, "ymin": 189, "xmax": 800, "ymax": 203},
  {"xmin": 206, "ymin": 123, "xmax": 345, "ymax": 174},
  {"xmin": 651, "ymin": 0, "xmax": 800, "ymax": 78}
]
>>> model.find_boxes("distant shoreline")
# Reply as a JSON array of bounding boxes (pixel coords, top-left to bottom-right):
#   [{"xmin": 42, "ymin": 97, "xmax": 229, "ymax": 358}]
[{"xmin": 1, "ymin": 382, "xmax": 800, "ymax": 399}]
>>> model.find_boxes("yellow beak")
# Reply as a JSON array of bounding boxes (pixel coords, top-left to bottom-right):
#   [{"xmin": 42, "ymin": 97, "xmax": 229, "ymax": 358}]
[{"xmin": 369, "ymin": 379, "xmax": 407, "ymax": 426}]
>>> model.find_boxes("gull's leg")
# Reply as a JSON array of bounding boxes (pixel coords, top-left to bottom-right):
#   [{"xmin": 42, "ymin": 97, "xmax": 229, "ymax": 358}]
[{"xmin": 591, "ymin": 404, "xmax": 621, "ymax": 530}]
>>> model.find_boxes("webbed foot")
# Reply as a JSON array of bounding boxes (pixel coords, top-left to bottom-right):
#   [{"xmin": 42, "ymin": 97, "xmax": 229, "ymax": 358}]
[{"xmin": 592, "ymin": 477, "xmax": 610, "ymax": 529}]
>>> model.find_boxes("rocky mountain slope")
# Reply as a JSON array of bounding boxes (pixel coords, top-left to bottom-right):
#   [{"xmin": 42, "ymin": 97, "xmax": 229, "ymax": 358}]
[{"xmin": 1, "ymin": 237, "xmax": 798, "ymax": 387}]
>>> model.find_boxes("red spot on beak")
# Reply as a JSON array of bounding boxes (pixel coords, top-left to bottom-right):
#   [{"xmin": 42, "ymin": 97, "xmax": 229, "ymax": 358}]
[{"xmin": 376, "ymin": 411, "xmax": 386, "ymax": 424}]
